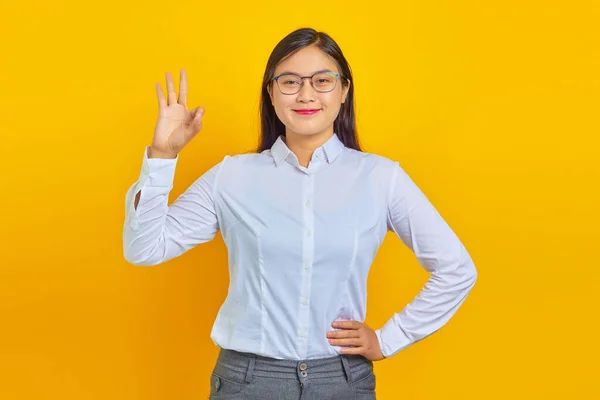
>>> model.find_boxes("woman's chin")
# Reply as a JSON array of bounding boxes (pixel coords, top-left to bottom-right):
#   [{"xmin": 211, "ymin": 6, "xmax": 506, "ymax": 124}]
[{"xmin": 286, "ymin": 123, "xmax": 332, "ymax": 136}]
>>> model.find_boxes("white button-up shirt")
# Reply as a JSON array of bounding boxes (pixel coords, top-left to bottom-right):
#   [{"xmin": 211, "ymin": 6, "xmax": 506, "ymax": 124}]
[{"xmin": 123, "ymin": 133, "xmax": 477, "ymax": 360}]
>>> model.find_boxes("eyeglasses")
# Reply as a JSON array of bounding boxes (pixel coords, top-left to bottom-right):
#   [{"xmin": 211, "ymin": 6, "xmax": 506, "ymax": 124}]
[{"xmin": 272, "ymin": 70, "xmax": 342, "ymax": 95}]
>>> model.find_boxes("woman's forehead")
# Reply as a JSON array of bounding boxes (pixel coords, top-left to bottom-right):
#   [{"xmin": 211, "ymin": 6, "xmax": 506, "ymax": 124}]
[{"xmin": 274, "ymin": 46, "xmax": 339, "ymax": 75}]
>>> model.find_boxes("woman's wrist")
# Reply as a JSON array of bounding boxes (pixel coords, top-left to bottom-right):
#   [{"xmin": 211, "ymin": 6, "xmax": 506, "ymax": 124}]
[{"xmin": 148, "ymin": 146, "xmax": 177, "ymax": 159}]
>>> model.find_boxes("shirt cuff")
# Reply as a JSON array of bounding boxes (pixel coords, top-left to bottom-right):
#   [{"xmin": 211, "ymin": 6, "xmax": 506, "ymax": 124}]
[
  {"xmin": 375, "ymin": 316, "xmax": 413, "ymax": 359},
  {"xmin": 142, "ymin": 145, "xmax": 179, "ymax": 187},
  {"xmin": 125, "ymin": 146, "xmax": 179, "ymax": 224}
]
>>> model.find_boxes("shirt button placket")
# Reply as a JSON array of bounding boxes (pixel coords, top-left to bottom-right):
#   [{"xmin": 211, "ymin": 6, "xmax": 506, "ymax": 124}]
[{"xmin": 298, "ymin": 172, "xmax": 315, "ymax": 358}]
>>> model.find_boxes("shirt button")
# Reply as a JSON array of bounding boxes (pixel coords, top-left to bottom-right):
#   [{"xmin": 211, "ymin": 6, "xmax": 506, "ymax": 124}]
[
  {"xmin": 301, "ymin": 298, "xmax": 308, "ymax": 305},
  {"xmin": 306, "ymin": 230, "xmax": 311, "ymax": 237},
  {"xmin": 305, "ymin": 200, "xmax": 311, "ymax": 207},
  {"xmin": 301, "ymin": 370, "xmax": 308, "ymax": 377},
  {"xmin": 299, "ymin": 363, "xmax": 307, "ymax": 371},
  {"xmin": 299, "ymin": 330, "xmax": 307, "ymax": 337},
  {"xmin": 304, "ymin": 264, "xmax": 309, "ymax": 270}
]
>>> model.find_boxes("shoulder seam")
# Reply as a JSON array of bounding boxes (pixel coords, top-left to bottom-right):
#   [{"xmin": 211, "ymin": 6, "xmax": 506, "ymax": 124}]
[
  {"xmin": 212, "ymin": 155, "xmax": 230, "ymax": 201},
  {"xmin": 386, "ymin": 161, "xmax": 400, "ymax": 230}
]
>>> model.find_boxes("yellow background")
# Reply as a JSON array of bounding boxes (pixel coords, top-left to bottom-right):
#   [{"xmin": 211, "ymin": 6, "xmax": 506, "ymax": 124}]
[{"xmin": 1, "ymin": 0, "xmax": 598, "ymax": 398}]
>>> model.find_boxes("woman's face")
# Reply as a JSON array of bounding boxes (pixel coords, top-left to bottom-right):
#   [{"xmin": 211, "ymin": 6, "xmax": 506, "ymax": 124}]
[{"xmin": 268, "ymin": 45, "xmax": 351, "ymax": 138}]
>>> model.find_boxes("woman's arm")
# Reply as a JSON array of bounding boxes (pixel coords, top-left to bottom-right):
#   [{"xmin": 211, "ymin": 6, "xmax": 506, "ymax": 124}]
[
  {"xmin": 122, "ymin": 146, "xmax": 227, "ymax": 266},
  {"xmin": 374, "ymin": 162, "xmax": 478, "ymax": 358}
]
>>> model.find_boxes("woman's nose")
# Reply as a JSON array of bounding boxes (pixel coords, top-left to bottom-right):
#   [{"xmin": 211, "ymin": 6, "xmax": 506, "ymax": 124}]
[{"xmin": 297, "ymin": 78, "xmax": 317, "ymax": 98}]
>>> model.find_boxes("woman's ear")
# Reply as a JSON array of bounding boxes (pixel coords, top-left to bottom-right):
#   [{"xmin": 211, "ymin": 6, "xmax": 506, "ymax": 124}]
[
  {"xmin": 341, "ymin": 79, "xmax": 351, "ymax": 104},
  {"xmin": 267, "ymin": 85, "xmax": 274, "ymax": 104}
]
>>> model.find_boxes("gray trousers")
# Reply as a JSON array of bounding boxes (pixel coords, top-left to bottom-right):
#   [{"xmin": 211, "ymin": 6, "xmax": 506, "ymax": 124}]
[{"xmin": 208, "ymin": 347, "xmax": 376, "ymax": 399}]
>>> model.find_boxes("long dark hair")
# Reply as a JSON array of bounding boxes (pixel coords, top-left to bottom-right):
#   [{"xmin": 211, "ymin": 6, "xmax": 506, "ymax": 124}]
[{"xmin": 255, "ymin": 27, "xmax": 362, "ymax": 153}]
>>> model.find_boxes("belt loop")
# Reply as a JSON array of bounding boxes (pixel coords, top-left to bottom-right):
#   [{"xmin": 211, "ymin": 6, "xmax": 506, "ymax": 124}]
[
  {"xmin": 245, "ymin": 353, "xmax": 256, "ymax": 383},
  {"xmin": 340, "ymin": 355, "xmax": 353, "ymax": 383}
]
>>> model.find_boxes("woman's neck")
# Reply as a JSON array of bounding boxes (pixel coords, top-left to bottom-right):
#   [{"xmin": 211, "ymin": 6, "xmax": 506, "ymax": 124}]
[{"xmin": 284, "ymin": 130, "xmax": 334, "ymax": 168}]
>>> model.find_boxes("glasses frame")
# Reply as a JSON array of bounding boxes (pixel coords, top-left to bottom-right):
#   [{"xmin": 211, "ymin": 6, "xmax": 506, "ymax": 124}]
[{"xmin": 272, "ymin": 70, "xmax": 342, "ymax": 95}]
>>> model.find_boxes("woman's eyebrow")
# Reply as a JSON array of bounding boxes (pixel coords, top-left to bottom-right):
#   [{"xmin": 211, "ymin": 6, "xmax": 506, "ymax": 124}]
[{"xmin": 277, "ymin": 68, "xmax": 333, "ymax": 76}]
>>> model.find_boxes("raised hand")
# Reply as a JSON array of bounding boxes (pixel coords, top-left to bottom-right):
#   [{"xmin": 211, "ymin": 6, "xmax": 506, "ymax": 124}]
[{"xmin": 151, "ymin": 69, "xmax": 205, "ymax": 158}]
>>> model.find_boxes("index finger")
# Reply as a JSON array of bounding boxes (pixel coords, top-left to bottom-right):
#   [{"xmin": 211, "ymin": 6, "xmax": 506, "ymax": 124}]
[
  {"xmin": 178, "ymin": 68, "xmax": 187, "ymax": 107},
  {"xmin": 156, "ymin": 83, "xmax": 166, "ymax": 109},
  {"xmin": 332, "ymin": 320, "xmax": 362, "ymax": 330}
]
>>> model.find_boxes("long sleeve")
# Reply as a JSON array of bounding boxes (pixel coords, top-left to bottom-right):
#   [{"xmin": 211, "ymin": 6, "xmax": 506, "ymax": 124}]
[
  {"xmin": 122, "ymin": 146, "xmax": 226, "ymax": 266},
  {"xmin": 374, "ymin": 162, "xmax": 478, "ymax": 358}
]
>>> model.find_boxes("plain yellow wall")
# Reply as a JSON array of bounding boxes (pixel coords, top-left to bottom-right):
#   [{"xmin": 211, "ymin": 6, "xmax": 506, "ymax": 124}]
[{"xmin": 1, "ymin": 0, "xmax": 598, "ymax": 398}]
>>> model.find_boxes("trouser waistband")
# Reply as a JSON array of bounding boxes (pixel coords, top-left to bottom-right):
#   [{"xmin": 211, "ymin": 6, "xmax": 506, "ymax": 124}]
[{"xmin": 214, "ymin": 348, "xmax": 373, "ymax": 384}]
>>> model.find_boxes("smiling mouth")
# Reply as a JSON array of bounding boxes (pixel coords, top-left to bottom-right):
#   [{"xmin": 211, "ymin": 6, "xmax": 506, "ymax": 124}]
[{"xmin": 294, "ymin": 109, "xmax": 321, "ymax": 115}]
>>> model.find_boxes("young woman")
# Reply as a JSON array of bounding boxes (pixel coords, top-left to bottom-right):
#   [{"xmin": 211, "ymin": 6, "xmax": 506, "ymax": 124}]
[{"xmin": 123, "ymin": 27, "xmax": 477, "ymax": 400}]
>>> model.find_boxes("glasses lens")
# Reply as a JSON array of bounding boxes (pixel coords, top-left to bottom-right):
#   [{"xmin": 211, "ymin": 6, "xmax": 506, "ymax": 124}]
[
  {"xmin": 277, "ymin": 74, "xmax": 302, "ymax": 94},
  {"xmin": 312, "ymin": 72, "xmax": 337, "ymax": 92}
]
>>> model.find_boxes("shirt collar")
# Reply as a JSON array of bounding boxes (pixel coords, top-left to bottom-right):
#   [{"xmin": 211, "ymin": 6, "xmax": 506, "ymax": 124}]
[{"xmin": 271, "ymin": 133, "xmax": 346, "ymax": 167}]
